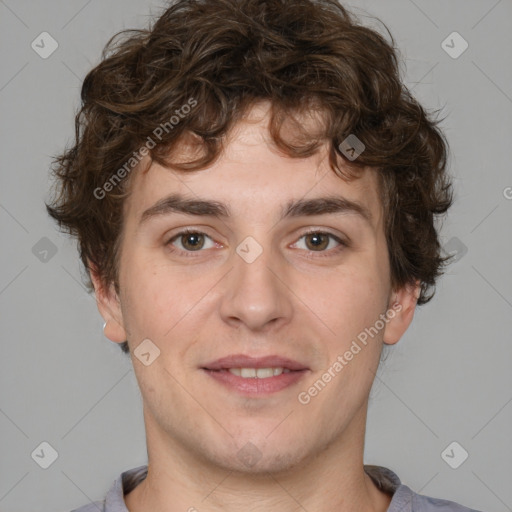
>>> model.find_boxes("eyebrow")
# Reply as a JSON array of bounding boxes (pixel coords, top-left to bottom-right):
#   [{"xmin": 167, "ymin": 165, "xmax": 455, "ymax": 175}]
[{"xmin": 139, "ymin": 193, "xmax": 373, "ymax": 226}]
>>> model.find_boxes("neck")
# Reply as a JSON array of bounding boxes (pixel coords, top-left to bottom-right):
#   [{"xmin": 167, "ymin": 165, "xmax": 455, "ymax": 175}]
[{"xmin": 125, "ymin": 405, "xmax": 392, "ymax": 512}]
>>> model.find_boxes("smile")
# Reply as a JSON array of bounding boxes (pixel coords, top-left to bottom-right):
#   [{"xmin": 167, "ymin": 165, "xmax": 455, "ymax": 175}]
[
  {"xmin": 202, "ymin": 367, "xmax": 309, "ymax": 395},
  {"xmin": 227, "ymin": 367, "xmax": 291, "ymax": 378}
]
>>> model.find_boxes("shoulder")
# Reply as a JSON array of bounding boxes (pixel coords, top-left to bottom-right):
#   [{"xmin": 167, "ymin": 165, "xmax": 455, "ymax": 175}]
[
  {"xmin": 391, "ymin": 483, "xmax": 484, "ymax": 512},
  {"xmin": 70, "ymin": 501, "xmax": 105, "ymax": 512},
  {"xmin": 364, "ymin": 465, "xmax": 484, "ymax": 512},
  {"xmin": 69, "ymin": 465, "xmax": 148, "ymax": 512}
]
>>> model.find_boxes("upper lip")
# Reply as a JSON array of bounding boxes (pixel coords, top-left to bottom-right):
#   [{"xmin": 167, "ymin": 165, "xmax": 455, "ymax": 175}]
[{"xmin": 202, "ymin": 354, "xmax": 309, "ymax": 371}]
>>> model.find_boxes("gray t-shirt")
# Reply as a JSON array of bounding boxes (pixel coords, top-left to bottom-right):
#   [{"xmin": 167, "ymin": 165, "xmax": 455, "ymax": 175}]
[{"xmin": 71, "ymin": 464, "xmax": 483, "ymax": 511}]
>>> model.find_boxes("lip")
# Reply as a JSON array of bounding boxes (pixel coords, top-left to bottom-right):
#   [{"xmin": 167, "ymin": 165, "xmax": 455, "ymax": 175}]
[
  {"xmin": 202, "ymin": 354, "xmax": 309, "ymax": 371},
  {"xmin": 203, "ymin": 368, "xmax": 309, "ymax": 395},
  {"xmin": 201, "ymin": 354, "xmax": 310, "ymax": 396}
]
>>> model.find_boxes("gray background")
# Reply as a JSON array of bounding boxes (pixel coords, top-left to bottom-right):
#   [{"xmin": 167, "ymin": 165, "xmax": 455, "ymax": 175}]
[{"xmin": 1, "ymin": 0, "xmax": 511, "ymax": 511}]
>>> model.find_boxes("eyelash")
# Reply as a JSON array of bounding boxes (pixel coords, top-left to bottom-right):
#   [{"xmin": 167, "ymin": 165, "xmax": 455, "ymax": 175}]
[{"xmin": 165, "ymin": 228, "xmax": 349, "ymax": 259}]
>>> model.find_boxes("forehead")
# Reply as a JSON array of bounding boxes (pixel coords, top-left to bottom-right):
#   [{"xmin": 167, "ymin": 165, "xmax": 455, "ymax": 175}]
[{"xmin": 123, "ymin": 105, "xmax": 383, "ymax": 229}]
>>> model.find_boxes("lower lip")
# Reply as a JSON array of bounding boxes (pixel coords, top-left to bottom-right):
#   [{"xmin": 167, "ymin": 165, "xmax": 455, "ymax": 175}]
[{"xmin": 202, "ymin": 368, "xmax": 309, "ymax": 395}]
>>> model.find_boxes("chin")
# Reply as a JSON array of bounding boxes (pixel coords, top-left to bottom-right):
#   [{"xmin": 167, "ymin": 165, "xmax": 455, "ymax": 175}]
[{"xmin": 204, "ymin": 436, "xmax": 311, "ymax": 476}]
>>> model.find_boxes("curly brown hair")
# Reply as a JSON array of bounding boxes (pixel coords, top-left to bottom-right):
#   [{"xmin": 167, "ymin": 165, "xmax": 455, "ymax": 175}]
[{"xmin": 46, "ymin": 0, "xmax": 453, "ymax": 354}]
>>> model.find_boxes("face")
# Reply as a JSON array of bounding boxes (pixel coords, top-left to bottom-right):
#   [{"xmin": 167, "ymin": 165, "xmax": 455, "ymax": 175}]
[{"xmin": 94, "ymin": 103, "xmax": 418, "ymax": 475}]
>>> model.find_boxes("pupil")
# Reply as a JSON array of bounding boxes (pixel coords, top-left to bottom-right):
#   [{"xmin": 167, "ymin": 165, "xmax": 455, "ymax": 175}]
[
  {"xmin": 184, "ymin": 233, "xmax": 202, "ymax": 249},
  {"xmin": 309, "ymin": 233, "xmax": 327, "ymax": 250}
]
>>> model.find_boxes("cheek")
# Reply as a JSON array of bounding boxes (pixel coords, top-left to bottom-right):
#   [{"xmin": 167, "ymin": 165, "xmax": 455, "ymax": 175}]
[
  {"xmin": 319, "ymin": 265, "xmax": 387, "ymax": 338},
  {"xmin": 119, "ymin": 253, "xmax": 179, "ymax": 339},
  {"xmin": 122, "ymin": 258, "xmax": 213, "ymax": 359},
  {"xmin": 304, "ymin": 268, "xmax": 387, "ymax": 406}
]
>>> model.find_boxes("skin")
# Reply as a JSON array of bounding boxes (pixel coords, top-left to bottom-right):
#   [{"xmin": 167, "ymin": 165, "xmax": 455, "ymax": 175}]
[{"xmin": 91, "ymin": 102, "xmax": 420, "ymax": 512}]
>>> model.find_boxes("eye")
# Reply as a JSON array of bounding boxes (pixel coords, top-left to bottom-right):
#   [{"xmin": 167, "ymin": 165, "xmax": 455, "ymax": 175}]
[
  {"xmin": 166, "ymin": 229, "xmax": 216, "ymax": 254},
  {"xmin": 293, "ymin": 230, "xmax": 347, "ymax": 255},
  {"xmin": 165, "ymin": 228, "xmax": 348, "ymax": 258}
]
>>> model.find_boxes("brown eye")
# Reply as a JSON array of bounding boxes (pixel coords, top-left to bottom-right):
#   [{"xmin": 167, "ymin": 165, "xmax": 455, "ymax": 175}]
[
  {"xmin": 180, "ymin": 232, "xmax": 205, "ymax": 251},
  {"xmin": 304, "ymin": 232, "xmax": 330, "ymax": 251},
  {"xmin": 293, "ymin": 230, "xmax": 348, "ymax": 256},
  {"xmin": 166, "ymin": 230, "xmax": 216, "ymax": 254}
]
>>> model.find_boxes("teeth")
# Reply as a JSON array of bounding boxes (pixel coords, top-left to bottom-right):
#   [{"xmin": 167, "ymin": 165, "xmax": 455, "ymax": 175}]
[{"xmin": 228, "ymin": 367, "xmax": 291, "ymax": 378}]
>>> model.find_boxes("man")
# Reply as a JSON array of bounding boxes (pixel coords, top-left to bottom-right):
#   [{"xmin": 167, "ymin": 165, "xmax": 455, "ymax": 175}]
[{"xmin": 46, "ymin": 0, "xmax": 482, "ymax": 510}]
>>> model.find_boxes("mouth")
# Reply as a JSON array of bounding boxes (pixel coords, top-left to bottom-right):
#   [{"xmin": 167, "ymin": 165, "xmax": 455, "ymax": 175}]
[
  {"xmin": 219, "ymin": 367, "xmax": 294, "ymax": 378},
  {"xmin": 201, "ymin": 354, "xmax": 310, "ymax": 395}
]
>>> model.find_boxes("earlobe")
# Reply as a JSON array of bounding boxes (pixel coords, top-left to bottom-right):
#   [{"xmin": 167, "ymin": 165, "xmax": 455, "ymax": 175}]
[
  {"xmin": 382, "ymin": 280, "xmax": 421, "ymax": 345},
  {"xmin": 102, "ymin": 317, "xmax": 128, "ymax": 344},
  {"xmin": 88, "ymin": 261, "xmax": 128, "ymax": 344}
]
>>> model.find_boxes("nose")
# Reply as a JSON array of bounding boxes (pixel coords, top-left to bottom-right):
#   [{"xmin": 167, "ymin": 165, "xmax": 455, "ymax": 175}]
[{"xmin": 218, "ymin": 237, "xmax": 294, "ymax": 332}]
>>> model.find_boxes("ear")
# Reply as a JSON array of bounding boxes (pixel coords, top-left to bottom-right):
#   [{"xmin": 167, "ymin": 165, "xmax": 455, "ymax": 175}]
[
  {"xmin": 382, "ymin": 280, "xmax": 421, "ymax": 345},
  {"xmin": 88, "ymin": 261, "xmax": 128, "ymax": 344}
]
